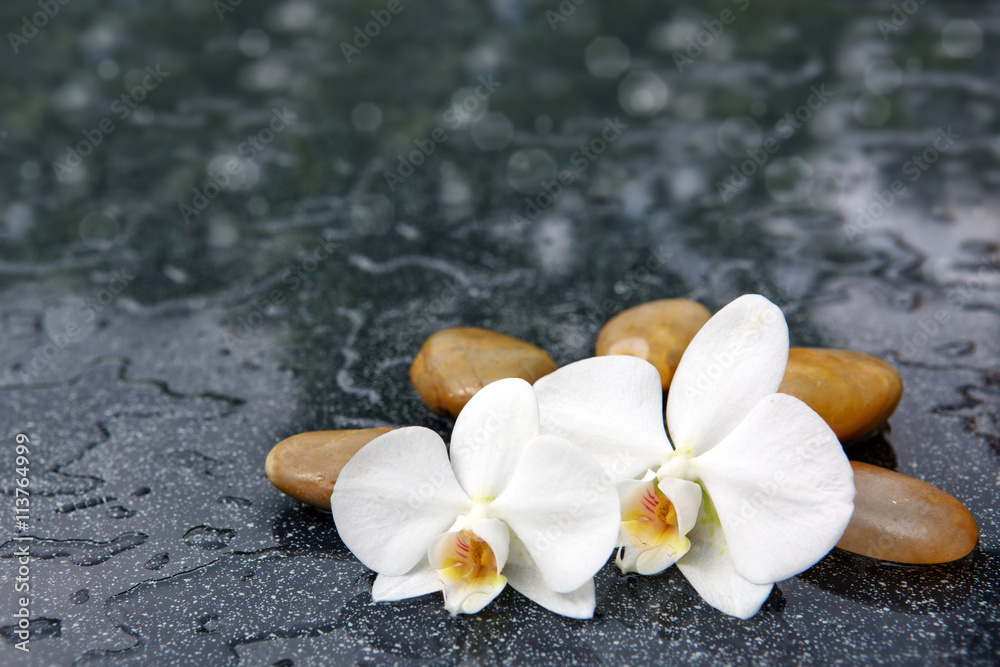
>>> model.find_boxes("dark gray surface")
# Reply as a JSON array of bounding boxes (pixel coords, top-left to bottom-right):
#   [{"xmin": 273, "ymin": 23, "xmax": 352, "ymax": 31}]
[{"xmin": 1, "ymin": 0, "xmax": 998, "ymax": 664}]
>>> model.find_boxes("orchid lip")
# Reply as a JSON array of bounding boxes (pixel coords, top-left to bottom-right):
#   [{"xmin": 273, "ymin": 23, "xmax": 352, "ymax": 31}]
[
  {"xmin": 429, "ymin": 528, "xmax": 507, "ymax": 614},
  {"xmin": 616, "ymin": 479, "xmax": 693, "ymax": 575}
]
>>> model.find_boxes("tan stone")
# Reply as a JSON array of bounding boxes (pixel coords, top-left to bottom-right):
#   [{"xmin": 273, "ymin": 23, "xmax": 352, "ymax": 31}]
[
  {"xmin": 595, "ymin": 299, "xmax": 712, "ymax": 389},
  {"xmin": 265, "ymin": 428, "xmax": 392, "ymax": 510},
  {"xmin": 779, "ymin": 348, "xmax": 903, "ymax": 442},
  {"xmin": 837, "ymin": 461, "xmax": 978, "ymax": 564},
  {"xmin": 410, "ymin": 327, "xmax": 558, "ymax": 418}
]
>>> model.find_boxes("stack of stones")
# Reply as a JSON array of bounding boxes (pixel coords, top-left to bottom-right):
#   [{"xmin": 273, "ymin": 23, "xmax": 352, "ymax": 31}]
[{"xmin": 266, "ymin": 299, "xmax": 978, "ymax": 566}]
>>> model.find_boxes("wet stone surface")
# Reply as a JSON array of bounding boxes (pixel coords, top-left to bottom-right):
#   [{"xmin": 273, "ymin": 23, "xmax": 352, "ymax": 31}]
[{"xmin": 0, "ymin": 0, "xmax": 998, "ymax": 664}]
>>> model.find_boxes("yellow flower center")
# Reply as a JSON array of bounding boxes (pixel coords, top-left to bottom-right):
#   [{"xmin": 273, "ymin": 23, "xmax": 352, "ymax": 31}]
[
  {"xmin": 437, "ymin": 532, "xmax": 495, "ymax": 582},
  {"xmin": 654, "ymin": 489, "xmax": 676, "ymax": 525},
  {"xmin": 617, "ymin": 481, "xmax": 691, "ymax": 575}
]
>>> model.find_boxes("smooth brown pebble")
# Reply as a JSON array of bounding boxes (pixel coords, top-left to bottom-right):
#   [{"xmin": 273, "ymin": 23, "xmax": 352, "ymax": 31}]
[
  {"xmin": 410, "ymin": 327, "xmax": 558, "ymax": 418},
  {"xmin": 595, "ymin": 299, "xmax": 711, "ymax": 389},
  {"xmin": 779, "ymin": 348, "xmax": 903, "ymax": 442},
  {"xmin": 837, "ymin": 461, "xmax": 978, "ymax": 564},
  {"xmin": 265, "ymin": 428, "xmax": 392, "ymax": 510}
]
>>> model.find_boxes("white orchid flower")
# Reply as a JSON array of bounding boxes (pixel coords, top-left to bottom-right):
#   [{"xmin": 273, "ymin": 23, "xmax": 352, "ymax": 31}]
[
  {"xmin": 330, "ymin": 377, "xmax": 621, "ymax": 618},
  {"xmin": 533, "ymin": 294, "xmax": 856, "ymax": 619}
]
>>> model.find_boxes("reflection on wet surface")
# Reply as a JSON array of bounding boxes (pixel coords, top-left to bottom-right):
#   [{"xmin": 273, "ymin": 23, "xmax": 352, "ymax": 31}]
[{"xmin": 800, "ymin": 547, "xmax": 975, "ymax": 616}]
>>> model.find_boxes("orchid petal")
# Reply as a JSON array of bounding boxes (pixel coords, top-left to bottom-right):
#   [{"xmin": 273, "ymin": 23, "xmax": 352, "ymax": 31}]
[
  {"xmin": 666, "ymin": 294, "xmax": 789, "ymax": 456},
  {"xmin": 657, "ymin": 477, "xmax": 703, "ymax": 539},
  {"xmin": 634, "ymin": 542, "xmax": 688, "ymax": 574},
  {"xmin": 492, "ymin": 434, "xmax": 620, "ymax": 593},
  {"xmin": 330, "ymin": 427, "xmax": 470, "ymax": 576},
  {"xmin": 692, "ymin": 393, "xmax": 855, "ymax": 585},
  {"xmin": 450, "ymin": 378, "xmax": 539, "ymax": 499},
  {"xmin": 675, "ymin": 503, "xmax": 773, "ymax": 619},
  {"xmin": 372, "ymin": 560, "xmax": 442, "ymax": 602},
  {"xmin": 504, "ymin": 534, "xmax": 597, "ymax": 618},
  {"xmin": 533, "ymin": 356, "xmax": 672, "ymax": 481},
  {"xmin": 617, "ymin": 476, "xmax": 656, "ymax": 519}
]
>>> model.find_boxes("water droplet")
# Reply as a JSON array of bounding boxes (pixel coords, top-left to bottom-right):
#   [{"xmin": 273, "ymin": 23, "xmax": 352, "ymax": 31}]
[
  {"xmin": 941, "ymin": 19, "xmax": 982, "ymax": 59},
  {"xmin": 20, "ymin": 161, "xmax": 40, "ymax": 181},
  {"xmin": 143, "ymin": 552, "xmax": 170, "ymax": 571},
  {"xmin": 182, "ymin": 526, "xmax": 236, "ymax": 551},
  {"xmin": 107, "ymin": 506, "xmax": 136, "ymax": 519},
  {"xmin": 717, "ymin": 116, "xmax": 763, "ymax": 157},
  {"xmin": 534, "ymin": 116, "xmax": 553, "ymax": 133},
  {"xmin": 765, "ymin": 157, "xmax": 814, "ymax": 203},
  {"xmin": 585, "ymin": 37, "xmax": 630, "ymax": 78},
  {"xmin": 350, "ymin": 194, "xmax": 394, "ymax": 234},
  {"xmin": 507, "ymin": 149, "xmax": 557, "ymax": 193},
  {"xmin": 351, "ymin": 102, "xmax": 383, "ymax": 132},
  {"xmin": 239, "ymin": 29, "xmax": 271, "ymax": 58},
  {"xmin": 865, "ymin": 59, "xmax": 902, "ymax": 94},
  {"xmin": 79, "ymin": 211, "xmax": 120, "ymax": 245},
  {"xmin": 618, "ymin": 72, "xmax": 668, "ymax": 116},
  {"xmin": 854, "ymin": 94, "xmax": 892, "ymax": 126},
  {"xmin": 247, "ymin": 196, "xmax": 270, "ymax": 216},
  {"xmin": 97, "ymin": 59, "xmax": 119, "ymax": 80},
  {"xmin": 472, "ymin": 112, "xmax": 513, "ymax": 151}
]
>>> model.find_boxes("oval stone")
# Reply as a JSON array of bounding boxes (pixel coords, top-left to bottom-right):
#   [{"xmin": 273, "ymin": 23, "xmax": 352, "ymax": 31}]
[
  {"xmin": 410, "ymin": 327, "xmax": 558, "ymax": 418},
  {"xmin": 778, "ymin": 348, "xmax": 903, "ymax": 442},
  {"xmin": 595, "ymin": 299, "xmax": 711, "ymax": 389},
  {"xmin": 265, "ymin": 428, "xmax": 392, "ymax": 510},
  {"xmin": 837, "ymin": 461, "xmax": 979, "ymax": 564}
]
